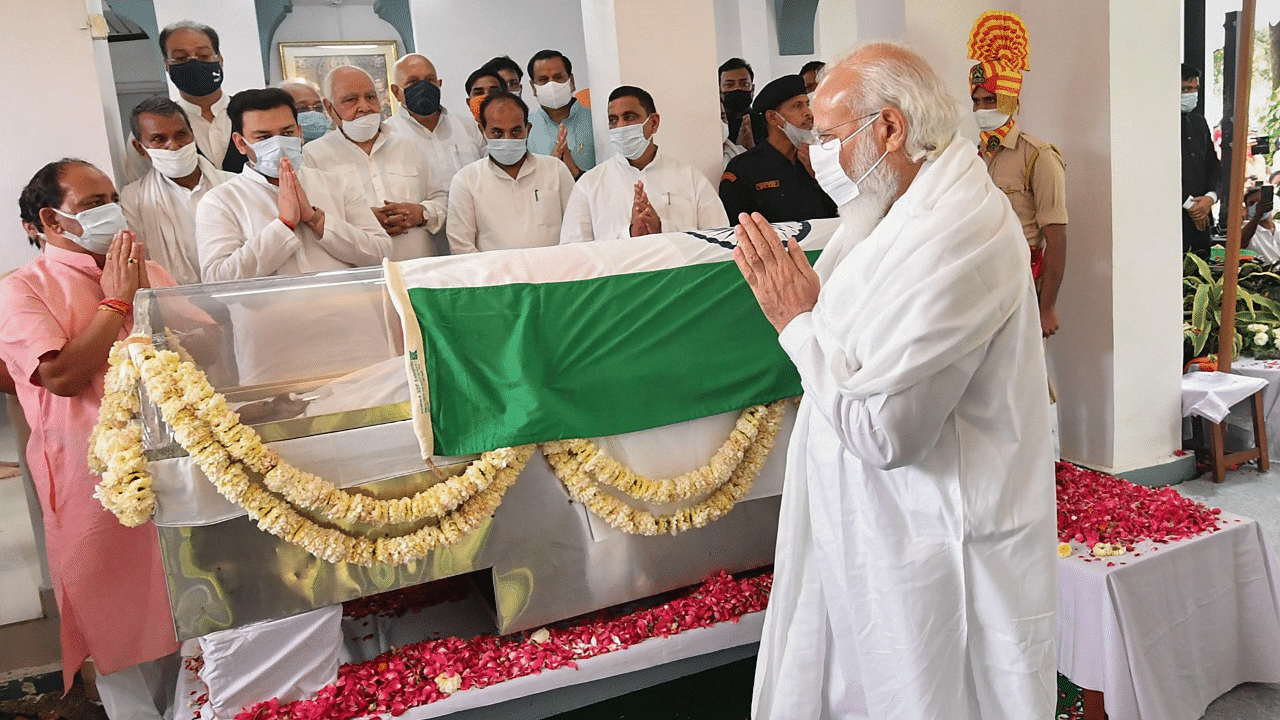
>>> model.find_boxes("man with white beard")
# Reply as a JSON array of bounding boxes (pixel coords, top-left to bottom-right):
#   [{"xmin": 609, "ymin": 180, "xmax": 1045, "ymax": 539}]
[{"xmin": 734, "ymin": 42, "xmax": 1057, "ymax": 720}]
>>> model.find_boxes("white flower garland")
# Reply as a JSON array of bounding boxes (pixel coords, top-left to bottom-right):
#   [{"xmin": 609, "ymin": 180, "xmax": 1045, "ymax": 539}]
[
  {"xmin": 89, "ymin": 338, "xmax": 533, "ymax": 566},
  {"xmin": 543, "ymin": 400, "xmax": 787, "ymax": 535}
]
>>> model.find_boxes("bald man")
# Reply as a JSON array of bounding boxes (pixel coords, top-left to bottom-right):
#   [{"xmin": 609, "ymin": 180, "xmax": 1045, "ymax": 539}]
[
  {"xmin": 278, "ymin": 78, "xmax": 329, "ymax": 142},
  {"xmin": 740, "ymin": 42, "xmax": 1056, "ymax": 719},
  {"xmin": 387, "ymin": 54, "xmax": 485, "ymax": 191},
  {"xmin": 303, "ymin": 65, "xmax": 448, "ymax": 260}
]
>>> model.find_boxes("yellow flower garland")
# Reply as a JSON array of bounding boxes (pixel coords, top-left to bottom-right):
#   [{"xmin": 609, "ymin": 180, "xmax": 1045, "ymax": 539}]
[
  {"xmin": 543, "ymin": 400, "xmax": 786, "ymax": 535},
  {"xmin": 90, "ymin": 336, "xmax": 788, "ymax": 560},
  {"xmin": 548, "ymin": 403, "xmax": 772, "ymax": 504},
  {"xmin": 89, "ymin": 338, "xmax": 533, "ymax": 566},
  {"xmin": 136, "ymin": 347, "xmax": 514, "ymax": 526}
]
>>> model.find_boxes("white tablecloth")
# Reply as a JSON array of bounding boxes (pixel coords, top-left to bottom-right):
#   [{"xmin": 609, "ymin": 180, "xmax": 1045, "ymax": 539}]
[
  {"xmin": 1180, "ymin": 371, "xmax": 1268, "ymax": 423},
  {"xmin": 1056, "ymin": 512, "xmax": 1280, "ymax": 720},
  {"xmin": 1230, "ymin": 357, "xmax": 1280, "ymax": 456}
]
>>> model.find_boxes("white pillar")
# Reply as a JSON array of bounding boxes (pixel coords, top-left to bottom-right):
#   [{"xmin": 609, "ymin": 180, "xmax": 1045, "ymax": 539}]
[
  {"xmin": 581, "ymin": 0, "xmax": 723, "ymax": 184},
  {"xmin": 1030, "ymin": 0, "xmax": 1182, "ymax": 473},
  {"xmin": 151, "ymin": 0, "xmax": 266, "ymax": 92}
]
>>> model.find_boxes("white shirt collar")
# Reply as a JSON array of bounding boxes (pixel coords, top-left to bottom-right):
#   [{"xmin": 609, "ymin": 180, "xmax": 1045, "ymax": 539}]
[{"xmin": 175, "ymin": 90, "xmax": 229, "ymax": 117}]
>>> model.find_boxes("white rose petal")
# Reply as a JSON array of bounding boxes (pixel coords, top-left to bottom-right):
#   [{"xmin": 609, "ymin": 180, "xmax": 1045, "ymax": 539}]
[
  {"xmin": 530, "ymin": 628, "xmax": 551, "ymax": 644},
  {"xmin": 435, "ymin": 673, "xmax": 462, "ymax": 695}
]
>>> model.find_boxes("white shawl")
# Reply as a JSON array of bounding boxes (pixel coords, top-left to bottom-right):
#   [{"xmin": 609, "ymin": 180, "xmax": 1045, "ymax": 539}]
[
  {"xmin": 121, "ymin": 155, "xmax": 230, "ymax": 285},
  {"xmin": 811, "ymin": 133, "xmax": 1030, "ymax": 399}
]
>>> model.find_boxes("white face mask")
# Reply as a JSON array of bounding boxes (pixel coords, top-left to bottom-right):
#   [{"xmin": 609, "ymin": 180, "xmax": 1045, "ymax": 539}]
[
  {"xmin": 809, "ymin": 113, "xmax": 882, "ymax": 207},
  {"xmin": 1181, "ymin": 92, "xmax": 1198, "ymax": 113},
  {"xmin": 973, "ymin": 108, "xmax": 1011, "ymax": 132},
  {"xmin": 534, "ymin": 79, "xmax": 574, "ymax": 110},
  {"xmin": 54, "ymin": 203, "xmax": 128, "ymax": 254},
  {"xmin": 721, "ymin": 121, "xmax": 731, "ymax": 144},
  {"xmin": 609, "ymin": 120, "xmax": 652, "ymax": 160},
  {"xmin": 487, "ymin": 138, "xmax": 527, "ymax": 166},
  {"xmin": 341, "ymin": 112, "xmax": 382, "ymax": 143},
  {"xmin": 146, "ymin": 142, "xmax": 199, "ymax": 179},
  {"xmin": 248, "ymin": 135, "xmax": 305, "ymax": 178},
  {"xmin": 777, "ymin": 116, "xmax": 814, "ymax": 149}
]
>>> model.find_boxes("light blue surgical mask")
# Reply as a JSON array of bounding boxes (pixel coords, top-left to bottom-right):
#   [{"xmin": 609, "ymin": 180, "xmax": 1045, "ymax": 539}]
[
  {"xmin": 54, "ymin": 203, "xmax": 127, "ymax": 254},
  {"xmin": 297, "ymin": 111, "xmax": 330, "ymax": 142},
  {"xmin": 487, "ymin": 138, "xmax": 527, "ymax": 166},
  {"xmin": 248, "ymin": 135, "xmax": 304, "ymax": 178}
]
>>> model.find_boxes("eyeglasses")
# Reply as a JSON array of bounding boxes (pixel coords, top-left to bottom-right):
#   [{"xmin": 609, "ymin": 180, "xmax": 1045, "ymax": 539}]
[
  {"xmin": 166, "ymin": 53, "xmax": 221, "ymax": 66},
  {"xmin": 814, "ymin": 111, "xmax": 879, "ymax": 145}
]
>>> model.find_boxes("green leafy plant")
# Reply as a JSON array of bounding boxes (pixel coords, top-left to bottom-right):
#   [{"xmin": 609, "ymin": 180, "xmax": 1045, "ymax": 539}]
[{"xmin": 1183, "ymin": 252, "xmax": 1280, "ymax": 358}]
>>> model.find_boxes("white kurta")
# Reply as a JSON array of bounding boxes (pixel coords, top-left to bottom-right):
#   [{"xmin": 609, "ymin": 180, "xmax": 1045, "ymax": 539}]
[
  {"xmin": 385, "ymin": 109, "xmax": 485, "ymax": 191},
  {"xmin": 752, "ymin": 133, "xmax": 1058, "ymax": 720},
  {"xmin": 120, "ymin": 156, "xmax": 230, "ymax": 285},
  {"xmin": 302, "ymin": 128, "xmax": 448, "ymax": 260},
  {"xmin": 177, "ymin": 92, "xmax": 232, "ymax": 169},
  {"xmin": 195, "ymin": 165, "xmax": 393, "ymax": 281},
  {"xmin": 559, "ymin": 149, "xmax": 728, "ymax": 243},
  {"xmin": 446, "ymin": 153, "xmax": 575, "ymax": 253},
  {"xmin": 1250, "ymin": 222, "xmax": 1280, "ymax": 263},
  {"xmin": 723, "ymin": 138, "xmax": 746, "ymax": 169}
]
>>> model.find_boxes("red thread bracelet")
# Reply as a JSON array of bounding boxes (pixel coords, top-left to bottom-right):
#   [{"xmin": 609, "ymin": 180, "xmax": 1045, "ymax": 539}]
[{"xmin": 98, "ymin": 298, "xmax": 132, "ymax": 316}]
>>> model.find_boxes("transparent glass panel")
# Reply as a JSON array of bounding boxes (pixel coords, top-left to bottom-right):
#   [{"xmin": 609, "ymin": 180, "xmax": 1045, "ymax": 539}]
[{"xmin": 133, "ymin": 267, "xmax": 409, "ymax": 449}]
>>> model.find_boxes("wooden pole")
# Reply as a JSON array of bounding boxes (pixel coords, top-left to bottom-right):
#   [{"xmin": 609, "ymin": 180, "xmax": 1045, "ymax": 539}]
[{"xmin": 1218, "ymin": 0, "xmax": 1257, "ymax": 372}]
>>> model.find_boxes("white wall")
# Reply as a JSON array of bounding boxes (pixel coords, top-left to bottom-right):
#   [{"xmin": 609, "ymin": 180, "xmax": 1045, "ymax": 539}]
[
  {"xmin": 0, "ymin": 0, "xmax": 121, "ymax": 275},
  {"xmin": 716, "ymin": 0, "xmax": 821, "ymax": 86},
  {"xmin": 1104, "ymin": 0, "xmax": 1184, "ymax": 471},
  {"xmin": 582, "ymin": 0, "xmax": 722, "ymax": 183},
  {"xmin": 408, "ymin": 0, "xmax": 590, "ymax": 121},
  {"xmin": 151, "ymin": 0, "xmax": 265, "ymax": 92},
  {"xmin": 268, "ymin": 5, "xmax": 404, "ymax": 84},
  {"xmin": 0, "ymin": 0, "xmax": 127, "ymax": 621}
]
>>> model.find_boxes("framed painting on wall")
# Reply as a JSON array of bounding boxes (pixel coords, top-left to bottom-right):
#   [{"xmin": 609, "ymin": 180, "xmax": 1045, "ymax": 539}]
[{"xmin": 279, "ymin": 40, "xmax": 401, "ymax": 117}]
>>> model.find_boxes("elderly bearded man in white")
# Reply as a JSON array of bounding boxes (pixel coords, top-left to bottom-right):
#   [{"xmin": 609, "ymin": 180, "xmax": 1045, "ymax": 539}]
[{"xmin": 735, "ymin": 43, "xmax": 1057, "ymax": 720}]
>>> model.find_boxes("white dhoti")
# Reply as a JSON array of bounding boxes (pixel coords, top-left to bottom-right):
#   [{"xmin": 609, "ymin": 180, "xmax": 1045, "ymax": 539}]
[{"xmin": 752, "ymin": 133, "xmax": 1058, "ymax": 720}]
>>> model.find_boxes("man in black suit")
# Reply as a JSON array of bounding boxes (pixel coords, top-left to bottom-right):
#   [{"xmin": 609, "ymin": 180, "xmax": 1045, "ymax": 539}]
[{"xmin": 1182, "ymin": 63, "xmax": 1222, "ymax": 254}]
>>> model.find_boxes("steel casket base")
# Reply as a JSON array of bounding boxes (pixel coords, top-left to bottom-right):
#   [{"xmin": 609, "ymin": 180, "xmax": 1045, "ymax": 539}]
[{"xmin": 157, "ymin": 454, "xmax": 780, "ymax": 642}]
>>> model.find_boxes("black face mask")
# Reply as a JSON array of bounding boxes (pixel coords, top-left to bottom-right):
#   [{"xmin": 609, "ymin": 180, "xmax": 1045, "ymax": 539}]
[
  {"xmin": 403, "ymin": 79, "xmax": 442, "ymax": 117},
  {"xmin": 722, "ymin": 89, "xmax": 752, "ymax": 115},
  {"xmin": 168, "ymin": 59, "xmax": 223, "ymax": 97}
]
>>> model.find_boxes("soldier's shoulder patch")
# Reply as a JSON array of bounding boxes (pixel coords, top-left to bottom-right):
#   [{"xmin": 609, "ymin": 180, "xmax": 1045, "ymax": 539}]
[
  {"xmin": 721, "ymin": 172, "xmax": 737, "ymax": 183},
  {"xmin": 755, "ymin": 180, "xmax": 781, "ymax": 190}
]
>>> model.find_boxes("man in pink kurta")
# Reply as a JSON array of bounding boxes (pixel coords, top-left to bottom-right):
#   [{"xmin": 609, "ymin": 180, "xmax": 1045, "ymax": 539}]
[{"xmin": 0, "ymin": 160, "xmax": 179, "ymax": 716}]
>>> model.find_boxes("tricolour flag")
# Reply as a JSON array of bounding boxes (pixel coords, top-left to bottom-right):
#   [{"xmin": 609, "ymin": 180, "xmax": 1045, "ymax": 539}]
[{"xmin": 384, "ymin": 219, "xmax": 838, "ymax": 458}]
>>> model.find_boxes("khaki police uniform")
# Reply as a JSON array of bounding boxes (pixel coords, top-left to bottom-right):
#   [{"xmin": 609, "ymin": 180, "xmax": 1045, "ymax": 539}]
[{"xmin": 982, "ymin": 124, "xmax": 1067, "ymax": 251}]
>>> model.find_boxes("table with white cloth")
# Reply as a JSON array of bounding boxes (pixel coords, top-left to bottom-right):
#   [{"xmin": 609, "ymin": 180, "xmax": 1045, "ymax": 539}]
[
  {"xmin": 1056, "ymin": 511, "xmax": 1280, "ymax": 720},
  {"xmin": 1228, "ymin": 357, "xmax": 1280, "ymax": 456}
]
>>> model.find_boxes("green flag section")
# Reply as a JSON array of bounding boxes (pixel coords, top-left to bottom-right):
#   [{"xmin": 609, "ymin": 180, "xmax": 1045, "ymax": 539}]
[{"xmin": 384, "ymin": 219, "xmax": 839, "ymax": 458}]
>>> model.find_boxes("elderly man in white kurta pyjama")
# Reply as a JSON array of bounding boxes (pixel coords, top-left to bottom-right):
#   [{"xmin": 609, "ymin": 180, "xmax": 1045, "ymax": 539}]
[{"xmin": 734, "ymin": 42, "xmax": 1058, "ymax": 720}]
